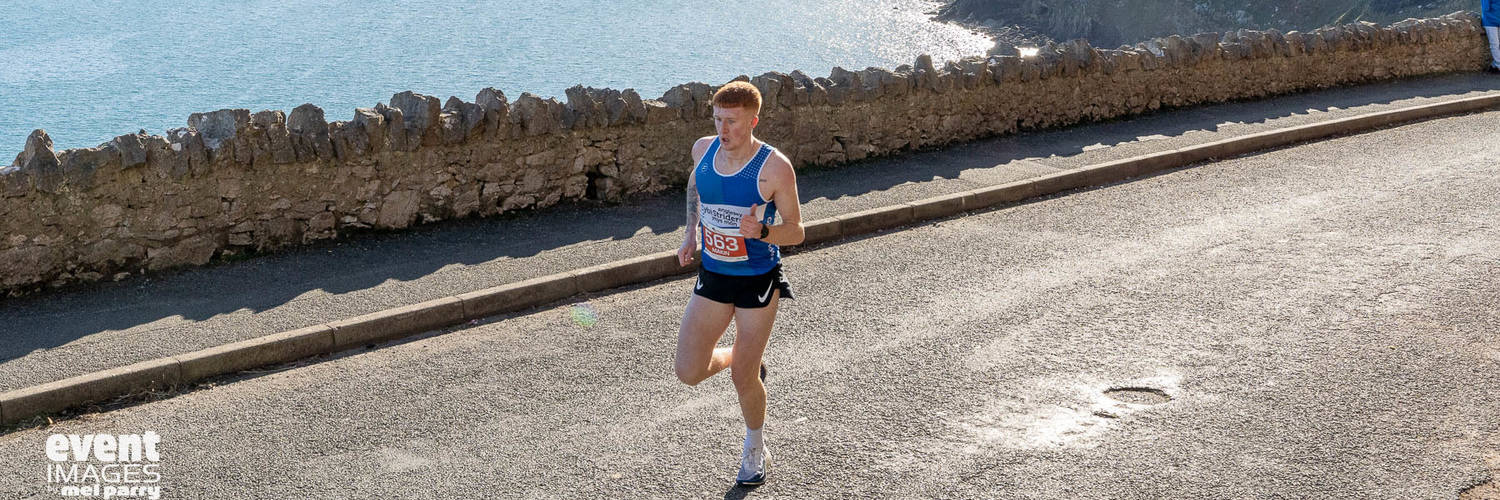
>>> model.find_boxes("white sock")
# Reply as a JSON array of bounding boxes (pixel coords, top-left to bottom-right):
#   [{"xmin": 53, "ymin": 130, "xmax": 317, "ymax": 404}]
[{"xmin": 744, "ymin": 427, "xmax": 764, "ymax": 451}]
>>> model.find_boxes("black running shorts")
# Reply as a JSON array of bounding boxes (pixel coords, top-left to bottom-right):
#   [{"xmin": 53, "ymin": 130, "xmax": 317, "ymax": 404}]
[{"xmin": 693, "ymin": 264, "xmax": 794, "ymax": 309}]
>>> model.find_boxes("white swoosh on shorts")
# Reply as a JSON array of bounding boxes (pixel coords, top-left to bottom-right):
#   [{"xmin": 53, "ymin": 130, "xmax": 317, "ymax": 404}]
[
  {"xmin": 696, "ymin": 279, "xmax": 704, "ymax": 290},
  {"xmin": 757, "ymin": 281, "xmax": 774, "ymax": 303}
]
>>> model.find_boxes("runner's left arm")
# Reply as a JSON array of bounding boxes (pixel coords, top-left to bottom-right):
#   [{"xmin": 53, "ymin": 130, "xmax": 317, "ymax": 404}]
[{"xmin": 757, "ymin": 153, "xmax": 804, "ymax": 246}]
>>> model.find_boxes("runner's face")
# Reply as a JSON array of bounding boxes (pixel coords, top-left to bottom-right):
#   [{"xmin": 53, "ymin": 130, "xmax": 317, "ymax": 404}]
[{"xmin": 713, "ymin": 105, "xmax": 757, "ymax": 149}]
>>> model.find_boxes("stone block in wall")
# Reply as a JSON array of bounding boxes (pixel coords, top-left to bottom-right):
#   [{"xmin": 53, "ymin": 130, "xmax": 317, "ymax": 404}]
[
  {"xmin": 830, "ymin": 66, "xmax": 864, "ymax": 101},
  {"xmin": 663, "ymin": 82, "xmax": 715, "ymax": 119},
  {"xmin": 789, "ymin": 71, "xmax": 828, "ymax": 106},
  {"xmin": 1157, "ymin": 35, "xmax": 1188, "ymax": 66},
  {"xmin": 0, "ymin": 165, "xmax": 28, "ymax": 199},
  {"xmin": 111, "ymin": 133, "xmax": 147, "ymax": 169},
  {"xmin": 251, "ymin": 110, "xmax": 295, "ymax": 165},
  {"xmin": 1317, "ymin": 26, "xmax": 1343, "ymax": 52},
  {"xmin": 257, "ymin": 217, "xmax": 304, "ymax": 250},
  {"xmin": 989, "ymin": 56, "xmax": 1020, "ymax": 83},
  {"xmin": 1307, "ymin": 30, "xmax": 1330, "ymax": 54},
  {"xmin": 58, "ymin": 144, "xmax": 117, "ymax": 191},
  {"xmin": 437, "ymin": 106, "xmax": 469, "ymax": 145},
  {"xmin": 390, "ymin": 91, "xmax": 442, "ymax": 148},
  {"xmin": 1191, "ymin": 32, "xmax": 1222, "ymax": 60},
  {"xmin": 857, "ymin": 67, "xmax": 898, "ymax": 98},
  {"xmin": 1264, "ymin": 30, "xmax": 1291, "ymax": 57},
  {"xmin": 1034, "ymin": 44, "xmax": 1062, "ymax": 79},
  {"xmin": 600, "ymin": 89, "xmax": 630, "ymax": 126},
  {"xmin": 1118, "ymin": 49, "xmax": 1144, "ymax": 72},
  {"xmin": 913, "ymin": 54, "xmax": 940, "ymax": 92},
  {"xmin": 750, "ymin": 72, "xmax": 783, "ymax": 110},
  {"xmin": 957, "ymin": 56, "xmax": 990, "ymax": 87},
  {"xmin": 353, "ymin": 108, "xmax": 390, "ymax": 153},
  {"xmin": 501, "ymin": 194, "xmax": 534, "ymax": 212},
  {"xmin": 817, "ymin": 76, "xmax": 847, "ymax": 105},
  {"xmin": 11, "ymin": 130, "xmax": 62, "ymax": 194},
  {"xmin": 476, "ymin": 87, "xmax": 511, "ymax": 137},
  {"xmin": 288, "ymin": 104, "xmax": 335, "ymax": 161},
  {"xmin": 166, "ymin": 128, "xmax": 209, "ymax": 176},
  {"xmin": 374, "ymin": 104, "xmax": 410, "ymax": 151},
  {"xmin": 0, "ymin": 244, "xmax": 56, "ymax": 288},
  {"xmin": 661, "ymin": 84, "xmax": 695, "ymax": 120},
  {"xmin": 1136, "ymin": 39, "xmax": 1164, "ymax": 69},
  {"xmin": 145, "ymin": 235, "xmax": 217, "ymax": 271},
  {"xmin": 564, "ymin": 86, "xmax": 609, "ymax": 130},
  {"xmin": 188, "ymin": 109, "xmax": 252, "ymax": 164},
  {"xmin": 306, "ymin": 212, "xmax": 336, "ymax": 240},
  {"xmin": 1283, "ymin": 30, "xmax": 1305, "ymax": 55},
  {"xmin": 780, "ymin": 71, "xmax": 809, "ymax": 107},
  {"xmin": 447, "ymin": 96, "xmax": 485, "ymax": 139},
  {"xmin": 618, "ymin": 89, "xmax": 647, "ymax": 124},
  {"xmin": 689, "ymin": 82, "xmax": 714, "ymax": 118},
  {"xmin": 1094, "ymin": 49, "xmax": 1121, "ymax": 74},
  {"xmin": 139, "ymin": 134, "xmax": 180, "ymax": 181},
  {"xmin": 329, "ymin": 121, "xmax": 369, "ymax": 159},
  {"xmin": 643, "ymin": 99, "xmax": 676, "ymax": 124},
  {"xmin": 1058, "ymin": 40, "xmax": 1095, "ymax": 74},
  {"xmin": 512, "ymin": 93, "xmax": 564, "ymax": 136},
  {"xmin": 81, "ymin": 238, "xmax": 142, "ymax": 269}
]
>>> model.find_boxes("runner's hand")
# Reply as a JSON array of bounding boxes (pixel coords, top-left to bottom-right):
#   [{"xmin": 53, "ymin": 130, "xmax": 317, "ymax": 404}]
[
  {"xmin": 740, "ymin": 204, "xmax": 764, "ymax": 240},
  {"xmin": 677, "ymin": 240, "xmax": 695, "ymax": 267}
]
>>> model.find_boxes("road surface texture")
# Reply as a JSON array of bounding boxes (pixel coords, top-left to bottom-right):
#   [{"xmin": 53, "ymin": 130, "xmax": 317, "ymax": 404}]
[{"xmin": 2, "ymin": 99, "xmax": 1498, "ymax": 498}]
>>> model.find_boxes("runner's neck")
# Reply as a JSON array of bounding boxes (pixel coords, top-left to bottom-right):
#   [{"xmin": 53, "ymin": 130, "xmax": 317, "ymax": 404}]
[{"xmin": 717, "ymin": 138, "xmax": 762, "ymax": 173}]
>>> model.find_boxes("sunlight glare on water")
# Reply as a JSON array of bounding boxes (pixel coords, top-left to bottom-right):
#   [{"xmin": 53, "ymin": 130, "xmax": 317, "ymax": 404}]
[{"xmin": 0, "ymin": 0, "xmax": 991, "ymax": 155}]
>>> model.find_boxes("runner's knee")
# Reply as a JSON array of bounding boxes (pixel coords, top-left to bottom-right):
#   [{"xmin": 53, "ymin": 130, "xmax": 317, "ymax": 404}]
[
  {"xmin": 730, "ymin": 363, "xmax": 762, "ymax": 391},
  {"xmin": 675, "ymin": 361, "xmax": 706, "ymax": 386}
]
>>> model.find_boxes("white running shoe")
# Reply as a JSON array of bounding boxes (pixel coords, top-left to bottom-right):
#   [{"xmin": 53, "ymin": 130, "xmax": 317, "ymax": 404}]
[{"xmin": 735, "ymin": 443, "xmax": 771, "ymax": 486}]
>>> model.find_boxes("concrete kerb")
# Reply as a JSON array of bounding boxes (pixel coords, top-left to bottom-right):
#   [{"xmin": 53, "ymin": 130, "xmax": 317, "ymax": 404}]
[
  {"xmin": 573, "ymin": 252, "xmax": 690, "ymax": 294},
  {"xmin": 801, "ymin": 218, "xmax": 843, "ymax": 246},
  {"xmin": 329, "ymin": 296, "xmax": 467, "ymax": 351},
  {"xmin": 912, "ymin": 192, "xmax": 967, "ymax": 221},
  {"xmin": 837, "ymin": 204, "xmax": 915, "ymax": 235},
  {"xmin": 2, "ymin": 358, "xmax": 183, "ymax": 426},
  {"xmin": 4, "ymin": 91, "xmax": 1498, "ymax": 428},
  {"xmin": 173, "ymin": 324, "xmax": 337, "ymax": 382},
  {"xmin": 459, "ymin": 273, "xmax": 583, "ymax": 319}
]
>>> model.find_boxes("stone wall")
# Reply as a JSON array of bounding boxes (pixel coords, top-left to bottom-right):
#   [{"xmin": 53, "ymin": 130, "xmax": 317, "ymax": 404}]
[{"xmin": 0, "ymin": 13, "xmax": 1489, "ymax": 297}]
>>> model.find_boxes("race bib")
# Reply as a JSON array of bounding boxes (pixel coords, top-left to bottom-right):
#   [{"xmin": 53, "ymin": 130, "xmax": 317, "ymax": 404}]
[{"xmin": 701, "ymin": 224, "xmax": 748, "ymax": 262}]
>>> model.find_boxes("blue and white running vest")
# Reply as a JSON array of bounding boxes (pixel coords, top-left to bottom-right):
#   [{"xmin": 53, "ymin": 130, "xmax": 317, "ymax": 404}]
[{"xmin": 695, "ymin": 137, "xmax": 780, "ymax": 276}]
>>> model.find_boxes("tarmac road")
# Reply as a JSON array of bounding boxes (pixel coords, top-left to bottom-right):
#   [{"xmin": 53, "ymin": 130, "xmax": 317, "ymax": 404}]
[{"xmin": 1, "ymin": 108, "xmax": 1497, "ymax": 498}]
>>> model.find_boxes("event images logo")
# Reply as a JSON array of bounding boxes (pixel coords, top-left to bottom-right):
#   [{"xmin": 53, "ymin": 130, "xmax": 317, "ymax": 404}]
[{"xmin": 45, "ymin": 432, "xmax": 164, "ymax": 499}]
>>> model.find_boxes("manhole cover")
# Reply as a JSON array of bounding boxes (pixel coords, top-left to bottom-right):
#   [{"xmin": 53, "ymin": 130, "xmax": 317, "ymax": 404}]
[{"xmin": 1102, "ymin": 387, "xmax": 1171, "ymax": 405}]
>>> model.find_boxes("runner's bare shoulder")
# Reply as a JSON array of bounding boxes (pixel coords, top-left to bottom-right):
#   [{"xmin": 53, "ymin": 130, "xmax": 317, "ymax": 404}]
[
  {"xmin": 691, "ymin": 136, "xmax": 717, "ymax": 164},
  {"xmin": 759, "ymin": 149, "xmax": 797, "ymax": 184}
]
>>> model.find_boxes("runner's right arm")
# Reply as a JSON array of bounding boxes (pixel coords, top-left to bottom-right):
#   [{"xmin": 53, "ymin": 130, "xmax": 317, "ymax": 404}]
[{"xmin": 679, "ymin": 137, "xmax": 716, "ymax": 266}]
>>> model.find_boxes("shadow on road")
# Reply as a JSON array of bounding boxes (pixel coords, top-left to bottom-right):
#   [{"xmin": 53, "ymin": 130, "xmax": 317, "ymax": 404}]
[{"xmin": 723, "ymin": 483, "xmax": 761, "ymax": 499}]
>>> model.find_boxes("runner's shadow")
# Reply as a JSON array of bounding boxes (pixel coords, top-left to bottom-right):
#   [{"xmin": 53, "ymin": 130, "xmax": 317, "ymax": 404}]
[{"xmin": 723, "ymin": 484, "xmax": 760, "ymax": 499}]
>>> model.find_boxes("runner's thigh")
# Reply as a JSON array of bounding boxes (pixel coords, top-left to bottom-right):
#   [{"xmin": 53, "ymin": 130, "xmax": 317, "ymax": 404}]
[
  {"xmin": 677, "ymin": 293, "xmax": 736, "ymax": 365},
  {"xmin": 731, "ymin": 290, "xmax": 779, "ymax": 368}
]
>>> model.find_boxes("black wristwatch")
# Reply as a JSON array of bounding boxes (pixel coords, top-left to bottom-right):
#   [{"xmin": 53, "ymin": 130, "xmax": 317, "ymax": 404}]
[{"xmin": 758, "ymin": 224, "xmax": 770, "ymax": 239}]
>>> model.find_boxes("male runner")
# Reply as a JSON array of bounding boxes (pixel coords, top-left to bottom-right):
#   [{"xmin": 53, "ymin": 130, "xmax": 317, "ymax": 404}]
[{"xmin": 673, "ymin": 80, "xmax": 804, "ymax": 486}]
